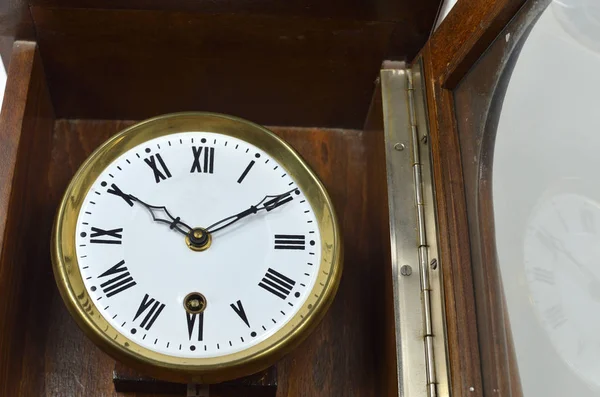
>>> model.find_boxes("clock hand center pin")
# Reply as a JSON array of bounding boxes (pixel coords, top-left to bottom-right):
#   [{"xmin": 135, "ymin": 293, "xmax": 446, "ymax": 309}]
[{"xmin": 186, "ymin": 228, "xmax": 212, "ymax": 252}]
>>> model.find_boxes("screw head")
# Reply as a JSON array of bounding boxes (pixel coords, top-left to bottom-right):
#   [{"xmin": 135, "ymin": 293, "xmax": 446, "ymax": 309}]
[
  {"xmin": 394, "ymin": 143, "xmax": 406, "ymax": 151},
  {"xmin": 184, "ymin": 292, "xmax": 207, "ymax": 314},
  {"xmin": 430, "ymin": 259, "xmax": 438, "ymax": 270},
  {"xmin": 400, "ymin": 265, "xmax": 412, "ymax": 276},
  {"xmin": 188, "ymin": 299, "xmax": 200, "ymax": 309}
]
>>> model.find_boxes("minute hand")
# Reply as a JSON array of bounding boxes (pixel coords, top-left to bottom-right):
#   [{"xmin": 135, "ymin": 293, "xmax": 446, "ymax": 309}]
[{"xmin": 206, "ymin": 188, "xmax": 296, "ymax": 234}]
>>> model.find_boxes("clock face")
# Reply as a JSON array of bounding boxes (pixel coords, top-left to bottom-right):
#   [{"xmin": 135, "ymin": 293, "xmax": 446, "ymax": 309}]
[
  {"xmin": 52, "ymin": 113, "xmax": 341, "ymax": 381},
  {"xmin": 74, "ymin": 131, "xmax": 321, "ymax": 358},
  {"xmin": 524, "ymin": 193, "xmax": 600, "ymax": 388}
]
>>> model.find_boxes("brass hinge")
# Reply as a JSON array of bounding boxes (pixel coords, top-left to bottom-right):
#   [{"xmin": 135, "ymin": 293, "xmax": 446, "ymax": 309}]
[{"xmin": 381, "ymin": 61, "xmax": 450, "ymax": 397}]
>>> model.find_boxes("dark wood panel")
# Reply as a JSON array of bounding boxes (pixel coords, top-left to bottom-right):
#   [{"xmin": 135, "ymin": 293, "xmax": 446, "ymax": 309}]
[
  {"xmin": 113, "ymin": 362, "xmax": 277, "ymax": 396},
  {"xmin": 28, "ymin": 0, "xmax": 441, "ymax": 25},
  {"xmin": 363, "ymin": 80, "xmax": 398, "ymax": 396},
  {"xmin": 420, "ymin": 45, "xmax": 484, "ymax": 397},
  {"xmin": 0, "ymin": 0, "xmax": 36, "ymax": 66},
  {"xmin": 428, "ymin": 0, "xmax": 527, "ymax": 87},
  {"xmin": 0, "ymin": 118, "xmax": 395, "ymax": 396},
  {"xmin": 417, "ymin": 0, "xmax": 538, "ymax": 396},
  {"xmin": 30, "ymin": 6, "xmax": 436, "ymax": 127},
  {"xmin": 0, "ymin": 41, "xmax": 55, "ymax": 397}
]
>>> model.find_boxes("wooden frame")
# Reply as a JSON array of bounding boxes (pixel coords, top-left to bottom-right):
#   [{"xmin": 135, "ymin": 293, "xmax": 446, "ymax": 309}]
[
  {"xmin": 418, "ymin": 1, "xmax": 552, "ymax": 396},
  {"xmin": 0, "ymin": 0, "xmax": 557, "ymax": 395},
  {"xmin": 0, "ymin": 2, "xmax": 442, "ymax": 394},
  {"xmin": 0, "ymin": 41, "xmax": 400, "ymax": 397}
]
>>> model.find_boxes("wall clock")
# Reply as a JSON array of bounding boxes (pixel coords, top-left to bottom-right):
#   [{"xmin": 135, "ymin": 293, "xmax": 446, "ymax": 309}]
[{"xmin": 51, "ymin": 112, "xmax": 342, "ymax": 383}]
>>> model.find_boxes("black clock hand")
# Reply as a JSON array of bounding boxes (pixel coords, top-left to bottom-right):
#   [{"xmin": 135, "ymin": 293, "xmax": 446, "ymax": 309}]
[
  {"xmin": 128, "ymin": 194, "xmax": 193, "ymax": 237},
  {"xmin": 206, "ymin": 188, "xmax": 297, "ymax": 234}
]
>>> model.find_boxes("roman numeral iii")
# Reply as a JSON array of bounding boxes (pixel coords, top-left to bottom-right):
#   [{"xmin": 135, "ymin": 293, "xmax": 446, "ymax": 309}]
[
  {"xmin": 97, "ymin": 260, "xmax": 136, "ymax": 298},
  {"xmin": 133, "ymin": 294, "xmax": 166, "ymax": 331},
  {"xmin": 274, "ymin": 234, "xmax": 305, "ymax": 250},
  {"xmin": 190, "ymin": 146, "xmax": 215, "ymax": 174},
  {"xmin": 144, "ymin": 153, "xmax": 172, "ymax": 183},
  {"xmin": 187, "ymin": 312, "xmax": 204, "ymax": 341},
  {"xmin": 259, "ymin": 268, "xmax": 296, "ymax": 300},
  {"xmin": 90, "ymin": 227, "xmax": 123, "ymax": 244}
]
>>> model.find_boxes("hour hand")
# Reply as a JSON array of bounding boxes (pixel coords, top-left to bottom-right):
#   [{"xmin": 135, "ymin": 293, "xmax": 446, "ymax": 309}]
[{"xmin": 129, "ymin": 195, "xmax": 192, "ymax": 237}]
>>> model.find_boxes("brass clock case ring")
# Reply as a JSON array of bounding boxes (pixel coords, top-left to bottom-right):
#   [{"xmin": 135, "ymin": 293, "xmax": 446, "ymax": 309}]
[{"xmin": 51, "ymin": 112, "xmax": 342, "ymax": 383}]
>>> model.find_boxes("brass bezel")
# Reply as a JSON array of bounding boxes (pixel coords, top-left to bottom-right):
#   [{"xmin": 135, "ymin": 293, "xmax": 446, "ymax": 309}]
[{"xmin": 51, "ymin": 112, "xmax": 342, "ymax": 383}]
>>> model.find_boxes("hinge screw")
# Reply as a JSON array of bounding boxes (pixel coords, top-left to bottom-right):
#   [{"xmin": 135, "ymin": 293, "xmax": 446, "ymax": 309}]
[
  {"xmin": 430, "ymin": 259, "xmax": 438, "ymax": 270},
  {"xmin": 400, "ymin": 265, "xmax": 412, "ymax": 276},
  {"xmin": 394, "ymin": 142, "xmax": 406, "ymax": 151},
  {"xmin": 421, "ymin": 134, "xmax": 428, "ymax": 144}
]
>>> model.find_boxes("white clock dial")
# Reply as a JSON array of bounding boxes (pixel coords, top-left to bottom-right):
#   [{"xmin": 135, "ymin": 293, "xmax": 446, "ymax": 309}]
[
  {"xmin": 524, "ymin": 193, "xmax": 600, "ymax": 387},
  {"xmin": 73, "ymin": 131, "xmax": 322, "ymax": 358}
]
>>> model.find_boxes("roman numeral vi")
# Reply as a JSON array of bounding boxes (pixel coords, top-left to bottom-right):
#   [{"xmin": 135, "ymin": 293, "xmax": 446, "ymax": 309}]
[{"xmin": 187, "ymin": 312, "xmax": 204, "ymax": 341}]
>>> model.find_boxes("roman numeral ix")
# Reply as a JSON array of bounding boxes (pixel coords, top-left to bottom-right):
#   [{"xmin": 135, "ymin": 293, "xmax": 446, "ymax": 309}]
[
  {"xmin": 97, "ymin": 260, "xmax": 137, "ymax": 298},
  {"xmin": 230, "ymin": 300, "xmax": 250, "ymax": 327},
  {"xmin": 190, "ymin": 146, "xmax": 215, "ymax": 174},
  {"xmin": 274, "ymin": 234, "xmax": 305, "ymax": 250},
  {"xmin": 259, "ymin": 268, "xmax": 296, "ymax": 300},
  {"xmin": 187, "ymin": 312, "xmax": 204, "ymax": 341},
  {"xmin": 90, "ymin": 227, "xmax": 123, "ymax": 244},
  {"xmin": 144, "ymin": 153, "xmax": 172, "ymax": 183},
  {"xmin": 133, "ymin": 294, "xmax": 166, "ymax": 331}
]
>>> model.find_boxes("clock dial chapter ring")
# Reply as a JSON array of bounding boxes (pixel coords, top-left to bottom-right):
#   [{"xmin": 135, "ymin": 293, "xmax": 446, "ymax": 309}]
[{"xmin": 51, "ymin": 112, "xmax": 342, "ymax": 383}]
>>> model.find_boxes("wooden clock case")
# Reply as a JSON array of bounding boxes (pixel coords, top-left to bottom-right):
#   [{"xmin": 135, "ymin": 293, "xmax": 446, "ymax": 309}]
[
  {"xmin": 0, "ymin": 0, "xmax": 440, "ymax": 396},
  {"xmin": 0, "ymin": 0, "xmax": 537, "ymax": 395}
]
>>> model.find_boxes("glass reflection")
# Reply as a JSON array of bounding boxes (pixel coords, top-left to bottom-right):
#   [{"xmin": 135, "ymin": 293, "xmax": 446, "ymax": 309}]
[{"xmin": 494, "ymin": 1, "xmax": 600, "ymax": 395}]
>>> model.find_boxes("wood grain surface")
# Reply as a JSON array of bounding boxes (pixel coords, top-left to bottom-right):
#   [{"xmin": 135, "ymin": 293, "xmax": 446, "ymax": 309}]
[
  {"xmin": 0, "ymin": 116, "xmax": 396, "ymax": 395},
  {"xmin": 2, "ymin": 1, "xmax": 441, "ymax": 120},
  {"xmin": 418, "ymin": 0, "xmax": 532, "ymax": 396},
  {"xmin": 421, "ymin": 46, "xmax": 484, "ymax": 397},
  {"xmin": 28, "ymin": 0, "xmax": 440, "ymax": 23},
  {"xmin": 0, "ymin": 41, "xmax": 55, "ymax": 397},
  {"xmin": 113, "ymin": 362, "xmax": 277, "ymax": 396},
  {"xmin": 29, "ymin": 6, "xmax": 423, "ymax": 128},
  {"xmin": 428, "ymin": 0, "xmax": 528, "ymax": 88}
]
